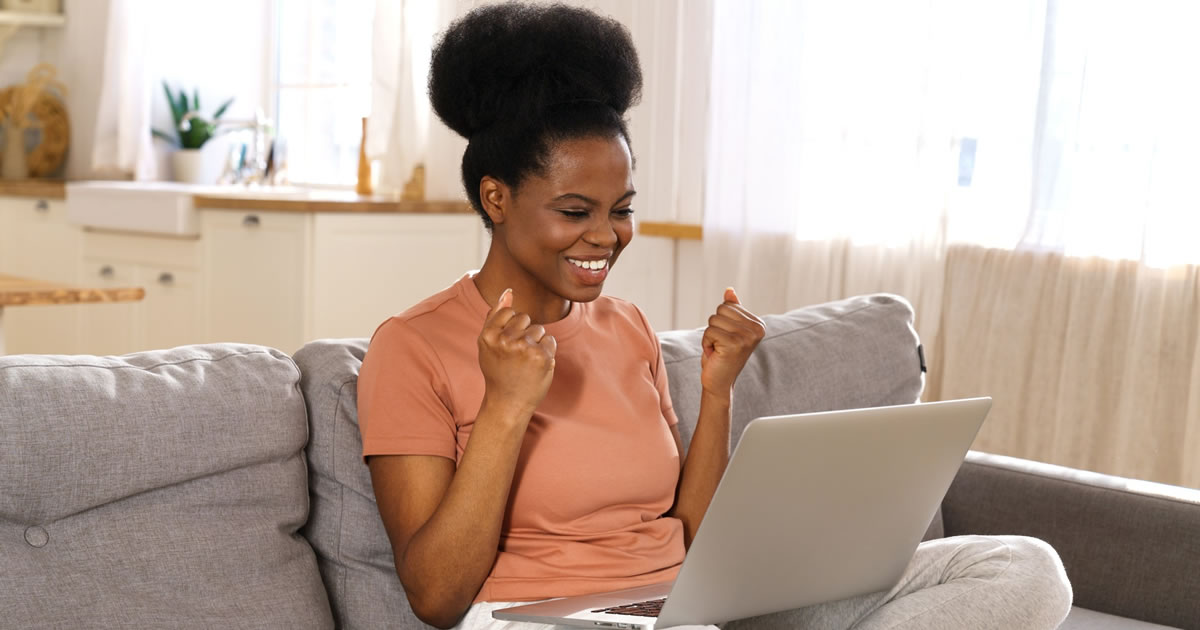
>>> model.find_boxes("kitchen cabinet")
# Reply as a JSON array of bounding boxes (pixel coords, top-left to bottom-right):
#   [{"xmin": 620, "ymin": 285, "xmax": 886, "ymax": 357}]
[
  {"xmin": 0, "ymin": 197, "xmax": 81, "ymax": 354},
  {"xmin": 1, "ymin": 190, "xmax": 483, "ymax": 356},
  {"xmin": 78, "ymin": 230, "xmax": 202, "ymax": 355},
  {"xmin": 311, "ymin": 213, "xmax": 487, "ymax": 339},
  {"xmin": 201, "ymin": 209, "xmax": 486, "ymax": 354},
  {"xmin": 201, "ymin": 210, "xmax": 311, "ymax": 354}
]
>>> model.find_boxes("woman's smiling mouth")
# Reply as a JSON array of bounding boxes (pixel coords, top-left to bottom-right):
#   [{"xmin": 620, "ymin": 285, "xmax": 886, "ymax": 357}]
[{"xmin": 565, "ymin": 256, "xmax": 610, "ymax": 285}]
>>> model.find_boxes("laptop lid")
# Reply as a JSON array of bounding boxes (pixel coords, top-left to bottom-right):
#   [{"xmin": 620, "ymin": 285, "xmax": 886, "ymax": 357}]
[
  {"xmin": 655, "ymin": 397, "xmax": 991, "ymax": 627},
  {"xmin": 494, "ymin": 398, "xmax": 991, "ymax": 629}
]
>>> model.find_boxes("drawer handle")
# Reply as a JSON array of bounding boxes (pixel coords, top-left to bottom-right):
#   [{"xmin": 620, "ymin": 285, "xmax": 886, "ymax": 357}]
[
  {"xmin": 242, "ymin": 214, "xmax": 261, "ymax": 227},
  {"xmin": 157, "ymin": 272, "xmax": 175, "ymax": 285},
  {"xmin": 35, "ymin": 200, "xmax": 49, "ymax": 212},
  {"xmin": 99, "ymin": 265, "xmax": 114, "ymax": 278}
]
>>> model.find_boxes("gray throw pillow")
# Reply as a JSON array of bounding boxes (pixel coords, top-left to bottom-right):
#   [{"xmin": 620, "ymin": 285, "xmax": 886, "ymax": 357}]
[{"xmin": 0, "ymin": 345, "xmax": 333, "ymax": 629}]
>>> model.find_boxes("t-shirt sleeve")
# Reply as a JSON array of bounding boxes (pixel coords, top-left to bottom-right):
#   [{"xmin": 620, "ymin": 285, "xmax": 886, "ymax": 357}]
[
  {"xmin": 631, "ymin": 304, "xmax": 679, "ymax": 428},
  {"xmin": 358, "ymin": 317, "xmax": 458, "ymax": 460}
]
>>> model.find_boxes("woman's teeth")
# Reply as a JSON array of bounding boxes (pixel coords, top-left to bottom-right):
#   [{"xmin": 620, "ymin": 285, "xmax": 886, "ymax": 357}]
[{"xmin": 568, "ymin": 258, "xmax": 607, "ymax": 270}]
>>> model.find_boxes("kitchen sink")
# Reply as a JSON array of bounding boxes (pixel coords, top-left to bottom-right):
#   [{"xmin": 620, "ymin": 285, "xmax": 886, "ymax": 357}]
[{"xmin": 66, "ymin": 182, "xmax": 311, "ymax": 237}]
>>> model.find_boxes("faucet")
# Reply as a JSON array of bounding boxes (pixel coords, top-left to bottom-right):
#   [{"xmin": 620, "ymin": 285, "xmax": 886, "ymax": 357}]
[{"xmin": 181, "ymin": 108, "xmax": 274, "ymax": 185}]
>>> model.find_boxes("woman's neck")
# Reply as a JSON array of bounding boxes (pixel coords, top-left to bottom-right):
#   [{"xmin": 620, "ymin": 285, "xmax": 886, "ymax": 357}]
[{"xmin": 473, "ymin": 252, "xmax": 571, "ymax": 325}]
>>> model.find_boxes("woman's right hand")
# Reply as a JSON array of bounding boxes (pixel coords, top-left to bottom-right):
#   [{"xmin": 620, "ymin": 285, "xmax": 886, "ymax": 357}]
[{"xmin": 477, "ymin": 289, "xmax": 557, "ymax": 420}]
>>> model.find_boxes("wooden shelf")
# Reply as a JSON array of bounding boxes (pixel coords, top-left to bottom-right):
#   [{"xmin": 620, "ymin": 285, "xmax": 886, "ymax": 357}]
[{"xmin": 0, "ymin": 11, "xmax": 64, "ymax": 27}]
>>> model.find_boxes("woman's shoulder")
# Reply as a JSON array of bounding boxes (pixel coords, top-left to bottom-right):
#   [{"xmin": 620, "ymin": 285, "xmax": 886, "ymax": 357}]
[{"xmin": 367, "ymin": 276, "xmax": 482, "ymax": 352}]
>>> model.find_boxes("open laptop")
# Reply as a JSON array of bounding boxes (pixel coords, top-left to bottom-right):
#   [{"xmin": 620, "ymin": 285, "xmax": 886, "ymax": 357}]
[{"xmin": 494, "ymin": 397, "xmax": 992, "ymax": 629}]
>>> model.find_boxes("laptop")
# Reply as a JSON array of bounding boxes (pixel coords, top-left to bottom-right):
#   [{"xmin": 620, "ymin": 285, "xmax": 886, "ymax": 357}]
[{"xmin": 493, "ymin": 397, "xmax": 992, "ymax": 629}]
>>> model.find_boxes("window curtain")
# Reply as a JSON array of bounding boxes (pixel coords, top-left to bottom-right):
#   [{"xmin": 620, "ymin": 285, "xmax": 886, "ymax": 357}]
[
  {"xmin": 90, "ymin": 0, "xmax": 157, "ymax": 180},
  {"xmin": 368, "ymin": 0, "xmax": 475, "ymax": 199},
  {"xmin": 703, "ymin": 0, "xmax": 1200, "ymax": 489}
]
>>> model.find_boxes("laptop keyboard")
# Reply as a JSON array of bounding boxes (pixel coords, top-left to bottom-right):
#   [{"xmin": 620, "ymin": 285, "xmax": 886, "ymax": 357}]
[{"xmin": 592, "ymin": 597, "xmax": 666, "ymax": 618}]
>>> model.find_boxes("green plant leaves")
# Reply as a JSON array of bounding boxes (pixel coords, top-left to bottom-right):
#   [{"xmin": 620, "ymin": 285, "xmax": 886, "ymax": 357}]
[
  {"xmin": 212, "ymin": 98, "xmax": 233, "ymax": 120},
  {"xmin": 156, "ymin": 82, "xmax": 235, "ymax": 149}
]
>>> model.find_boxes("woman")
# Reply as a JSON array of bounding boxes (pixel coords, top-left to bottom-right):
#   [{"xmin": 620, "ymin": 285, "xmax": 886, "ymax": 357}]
[{"xmin": 357, "ymin": 4, "xmax": 1072, "ymax": 629}]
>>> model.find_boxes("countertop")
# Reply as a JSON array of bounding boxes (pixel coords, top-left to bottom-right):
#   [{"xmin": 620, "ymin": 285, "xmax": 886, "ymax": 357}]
[
  {"xmin": 0, "ymin": 179, "xmax": 67, "ymax": 199},
  {"xmin": 0, "ymin": 179, "xmax": 472, "ymax": 214}
]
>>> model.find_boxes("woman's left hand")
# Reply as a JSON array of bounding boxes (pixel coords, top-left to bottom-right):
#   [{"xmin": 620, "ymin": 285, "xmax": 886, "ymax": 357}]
[{"xmin": 700, "ymin": 287, "xmax": 766, "ymax": 399}]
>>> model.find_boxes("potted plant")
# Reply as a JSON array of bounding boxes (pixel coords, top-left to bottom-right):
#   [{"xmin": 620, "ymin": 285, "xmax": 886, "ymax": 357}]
[{"xmin": 152, "ymin": 82, "xmax": 233, "ymax": 184}]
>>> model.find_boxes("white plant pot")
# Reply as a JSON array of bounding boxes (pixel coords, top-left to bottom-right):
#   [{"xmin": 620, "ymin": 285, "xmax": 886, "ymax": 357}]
[{"xmin": 171, "ymin": 149, "xmax": 209, "ymax": 184}]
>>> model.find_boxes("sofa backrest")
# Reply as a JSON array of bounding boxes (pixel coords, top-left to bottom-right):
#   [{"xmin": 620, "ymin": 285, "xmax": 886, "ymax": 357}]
[
  {"xmin": 0, "ymin": 345, "xmax": 333, "ymax": 629},
  {"xmin": 294, "ymin": 293, "xmax": 926, "ymax": 629}
]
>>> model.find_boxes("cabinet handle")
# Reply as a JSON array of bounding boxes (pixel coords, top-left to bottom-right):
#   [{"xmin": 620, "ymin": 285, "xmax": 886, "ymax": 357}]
[
  {"xmin": 157, "ymin": 272, "xmax": 175, "ymax": 285},
  {"xmin": 242, "ymin": 214, "xmax": 261, "ymax": 227},
  {"xmin": 34, "ymin": 200, "xmax": 49, "ymax": 212},
  {"xmin": 99, "ymin": 265, "xmax": 114, "ymax": 278}
]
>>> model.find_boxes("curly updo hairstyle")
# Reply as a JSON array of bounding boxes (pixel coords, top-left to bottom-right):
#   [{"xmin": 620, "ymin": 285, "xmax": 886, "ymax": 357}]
[{"xmin": 428, "ymin": 2, "xmax": 643, "ymax": 229}]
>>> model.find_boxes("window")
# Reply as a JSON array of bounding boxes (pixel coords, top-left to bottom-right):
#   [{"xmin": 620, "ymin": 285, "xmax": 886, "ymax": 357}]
[{"xmin": 272, "ymin": 0, "xmax": 373, "ymax": 187}]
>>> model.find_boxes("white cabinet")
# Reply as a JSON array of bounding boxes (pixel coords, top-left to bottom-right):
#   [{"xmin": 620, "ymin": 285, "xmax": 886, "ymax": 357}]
[
  {"xmin": 311, "ymin": 213, "xmax": 486, "ymax": 339},
  {"xmin": 0, "ymin": 197, "xmax": 81, "ymax": 354},
  {"xmin": 1, "ymin": 190, "xmax": 483, "ymax": 357},
  {"xmin": 201, "ymin": 210, "xmax": 311, "ymax": 353},
  {"xmin": 78, "ymin": 231, "xmax": 202, "ymax": 355},
  {"xmin": 202, "ymin": 209, "xmax": 486, "ymax": 353}
]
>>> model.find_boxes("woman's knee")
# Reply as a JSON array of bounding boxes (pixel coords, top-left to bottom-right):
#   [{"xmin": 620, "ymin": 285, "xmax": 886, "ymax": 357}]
[{"xmin": 996, "ymin": 535, "xmax": 1073, "ymax": 627}]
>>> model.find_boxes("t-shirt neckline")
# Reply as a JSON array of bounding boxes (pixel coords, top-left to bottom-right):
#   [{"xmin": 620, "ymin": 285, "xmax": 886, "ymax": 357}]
[{"xmin": 459, "ymin": 272, "xmax": 586, "ymax": 341}]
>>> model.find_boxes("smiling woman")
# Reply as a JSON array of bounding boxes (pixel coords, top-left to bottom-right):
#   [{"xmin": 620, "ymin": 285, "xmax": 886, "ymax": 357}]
[{"xmin": 353, "ymin": 3, "xmax": 1067, "ymax": 630}]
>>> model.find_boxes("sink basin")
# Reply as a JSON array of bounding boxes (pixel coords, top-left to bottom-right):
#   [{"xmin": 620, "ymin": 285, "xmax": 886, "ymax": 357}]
[
  {"xmin": 67, "ymin": 181, "xmax": 203, "ymax": 237},
  {"xmin": 66, "ymin": 182, "xmax": 312, "ymax": 237}
]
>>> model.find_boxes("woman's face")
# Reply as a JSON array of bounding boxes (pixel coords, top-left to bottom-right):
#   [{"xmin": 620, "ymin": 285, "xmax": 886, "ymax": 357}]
[{"xmin": 493, "ymin": 134, "xmax": 636, "ymax": 305}]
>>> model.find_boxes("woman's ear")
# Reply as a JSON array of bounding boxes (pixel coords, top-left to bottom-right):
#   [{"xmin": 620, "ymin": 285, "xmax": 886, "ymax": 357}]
[{"xmin": 480, "ymin": 176, "xmax": 508, "ymax": 226}]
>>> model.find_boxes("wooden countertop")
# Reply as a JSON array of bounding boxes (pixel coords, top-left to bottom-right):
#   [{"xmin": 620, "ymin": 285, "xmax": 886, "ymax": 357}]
[
  {"xmin": 0, "ymin": 179, "xmax": 66, "ymax": 199},
  {"xmin": 0, "ymin": 273, "xmax": 144, "ymax": 307},
  {"xmin": 193, "ymin": 190, "xmax": 474, "ymax": 214}
]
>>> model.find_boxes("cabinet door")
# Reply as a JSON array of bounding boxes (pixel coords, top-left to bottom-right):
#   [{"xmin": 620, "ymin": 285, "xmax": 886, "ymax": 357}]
[
  {"xmin": 311, "ymin": 214, "xmax": 485, "ymax": 339},
  {"xmin": 78, "ymin": 258, "xmax": 139, "ymax": 356},
  {"xmin": 202, "ymin": 210, "xmax": 311, "ymax": 354},
  {"xmin": 142, "ymin": 267, "xmax": 201, "ymax": 351},
  {"xmin": 1, "ymin": 198, "xmax": 81, "ymax": 354}
]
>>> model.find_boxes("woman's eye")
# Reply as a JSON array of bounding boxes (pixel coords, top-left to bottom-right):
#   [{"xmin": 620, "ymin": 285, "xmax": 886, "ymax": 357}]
[
  {"xmin": 559, "ymin": 209, "xmax": 589, "ymax": 219},
  {"xmin": 614, "ymin": 207, "xmax": 634, "ymax": 218}
]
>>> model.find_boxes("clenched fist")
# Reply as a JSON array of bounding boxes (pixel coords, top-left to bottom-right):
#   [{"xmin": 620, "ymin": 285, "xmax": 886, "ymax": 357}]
[
  {"xmin": 700, "ymin": 287, "xmax": 766, "ymax": 399},
  {"xmin": 477, "ymin": 289, "xmax": 558, "ymax": 421}
]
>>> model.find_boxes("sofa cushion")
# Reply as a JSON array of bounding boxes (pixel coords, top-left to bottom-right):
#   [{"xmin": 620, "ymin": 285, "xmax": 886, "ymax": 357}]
[
  {"xmin": 295, "ymin": 339, "xmax": 434, "ymax": 629},
  {"xmin": 658, "ymin": 293, "xmax": 925, "ymax": 451},
  {"xmin": 294, "ymin": 293, "xmax": 928, "ymax": 627},
  {"xmin": 0, "ymin": 345, "xmax": 333, "ymax": 629},
  {"xmin": 1060, "ymin": 607, "xmax": 1183, "ymax": 630}
]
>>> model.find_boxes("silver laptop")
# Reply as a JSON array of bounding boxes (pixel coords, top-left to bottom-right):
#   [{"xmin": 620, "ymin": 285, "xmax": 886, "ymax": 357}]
[{"xmin": 494, "ymin": 397, "xmax": 992, "ymax": 629}]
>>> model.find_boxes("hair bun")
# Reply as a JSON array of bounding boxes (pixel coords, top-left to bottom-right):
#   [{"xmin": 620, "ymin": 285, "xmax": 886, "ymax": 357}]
[{"xmin": 429, "ymin": 3, "xmax": 643, "ymax": 139}]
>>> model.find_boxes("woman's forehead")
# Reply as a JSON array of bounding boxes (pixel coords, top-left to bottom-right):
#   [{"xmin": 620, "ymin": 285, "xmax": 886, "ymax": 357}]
[{"xmin": 538, "ymin": 135, "xmax": 634, "ymax": 196}]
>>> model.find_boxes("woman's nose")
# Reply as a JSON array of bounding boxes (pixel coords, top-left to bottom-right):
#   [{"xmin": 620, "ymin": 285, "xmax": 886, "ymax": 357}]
[{"xmin": 584, "ymin": 216, "xmax": 619, "ymax": 247}]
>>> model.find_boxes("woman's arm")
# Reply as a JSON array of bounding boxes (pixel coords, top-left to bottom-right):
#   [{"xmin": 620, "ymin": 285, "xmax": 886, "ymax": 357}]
[
  {"xmin": 668, "ymin": 288, "xmax": 764, "ymax": 548},
  {"xmin": 369, "ymin": 289, "xmax": 556, "ymax": 628},
  {"xmin": 368, "ymin": 400, "xmax": 531, "ymax": 628}
]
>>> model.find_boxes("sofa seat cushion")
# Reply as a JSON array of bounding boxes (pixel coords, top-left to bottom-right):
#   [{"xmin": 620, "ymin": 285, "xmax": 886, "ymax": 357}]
[
  {"xmin": 1061, "ymin": 607, "xmax": 1183, "ymax": 630},
  {"xmin": 294, "ymin": 293, "xmax": 928, "ymax": 627},
  {"xmin": 0, "ymin": 345, "xmax": 332, "ymax": 628}
]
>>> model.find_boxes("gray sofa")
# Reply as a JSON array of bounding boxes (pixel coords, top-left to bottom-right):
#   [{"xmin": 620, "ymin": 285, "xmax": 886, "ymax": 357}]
[{"xmin": 2, "ymin": 294, "xmax": 1197, "ymax": 629}]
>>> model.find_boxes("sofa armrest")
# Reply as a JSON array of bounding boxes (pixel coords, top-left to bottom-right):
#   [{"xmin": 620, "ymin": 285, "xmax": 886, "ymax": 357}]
[{"xmin": 940, "ymin": 451, "xmax": 1200, "ymax": 629}]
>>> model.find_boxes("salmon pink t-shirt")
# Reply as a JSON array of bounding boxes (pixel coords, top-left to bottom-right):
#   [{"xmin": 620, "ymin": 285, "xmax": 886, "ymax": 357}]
[{"xmin": 358, "ymin": 273, "xmax": 685, "ymax": 602}]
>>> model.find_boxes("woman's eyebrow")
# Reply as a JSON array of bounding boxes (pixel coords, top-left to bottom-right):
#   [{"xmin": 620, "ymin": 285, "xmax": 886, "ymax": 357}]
[{"xmin": 551, "ymin": 190, "xmax": 637, "ymax": 206}]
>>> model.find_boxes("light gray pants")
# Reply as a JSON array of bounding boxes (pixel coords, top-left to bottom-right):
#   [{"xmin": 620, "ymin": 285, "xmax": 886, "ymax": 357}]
[{"xmin": 456, "ymin": 536, "xmax": 1074, "ymax": 630}]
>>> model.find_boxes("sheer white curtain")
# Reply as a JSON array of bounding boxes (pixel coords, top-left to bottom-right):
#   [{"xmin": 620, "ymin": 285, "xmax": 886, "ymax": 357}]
[
  {"xmin": 702, "ymin": 0, "xmax": 1044, "ymax": 352},
  {"xmin": 703, "ymin": 0, "xmax": 1200, "ymax": 488},
  {"xmin": 90, "ymin": 0, "xmax": 157, "ymax": 180}
]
